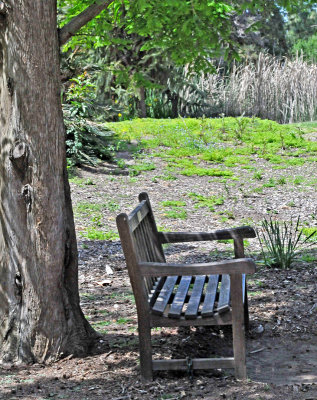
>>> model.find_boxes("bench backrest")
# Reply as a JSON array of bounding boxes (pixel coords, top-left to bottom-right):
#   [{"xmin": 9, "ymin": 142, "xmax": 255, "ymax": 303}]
[{"xmin": 116, "ymin": 193, "xmax": 165, "ymax": 310}]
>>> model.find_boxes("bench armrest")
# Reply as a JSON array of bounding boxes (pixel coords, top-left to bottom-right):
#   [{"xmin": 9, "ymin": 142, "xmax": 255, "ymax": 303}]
[
  {"xmin": 139, "ymin": 258, "xmax": 256, "ymax": 277},
  {"xmin": 157, "ymin": 226, "xmax": 256, "ymax": 244}
]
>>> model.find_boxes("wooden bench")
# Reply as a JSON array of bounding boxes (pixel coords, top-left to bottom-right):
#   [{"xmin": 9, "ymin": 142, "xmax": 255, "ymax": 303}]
[{"xmin": 116, "ymin": 192, "xmax": 256, "ymax": 380}]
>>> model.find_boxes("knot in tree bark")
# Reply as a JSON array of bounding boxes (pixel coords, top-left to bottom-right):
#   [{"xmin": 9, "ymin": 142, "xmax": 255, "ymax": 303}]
[
  {"xmin": 9, "ymin": 141, "xmax": 29, "ymax": 171},
  {"xmin": 21, "ymin": 184, "xmax": 33, "ymax": 212},
  {"xmin": 0, "ymin": 2, "xmax": 7, "ymax": 23},
  {"xmin": 0, "ymin": 2, "xmax": 7, "ymax": 13}
]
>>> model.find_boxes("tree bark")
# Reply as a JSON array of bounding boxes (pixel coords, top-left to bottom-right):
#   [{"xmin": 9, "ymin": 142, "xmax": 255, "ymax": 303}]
[
  {"xmin": 139, "ymin": 87, "xmax": 147, "ymax": 118},
  {"xmin": 0, "ymin": 0, "xmax": 95, "ymax": 363}
]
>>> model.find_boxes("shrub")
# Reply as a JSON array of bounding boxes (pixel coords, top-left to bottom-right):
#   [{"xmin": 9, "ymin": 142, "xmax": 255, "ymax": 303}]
[
  {"xmin": 64, "ymin": 110, "xmax": 115, "ymax": 166},
  {"xmin": 258, "ymin": 216, "xmax": 316, "ymax": 269},
  {"xmin": 63, "ymin": 71, "xmax": 118, "ymax": 166}
]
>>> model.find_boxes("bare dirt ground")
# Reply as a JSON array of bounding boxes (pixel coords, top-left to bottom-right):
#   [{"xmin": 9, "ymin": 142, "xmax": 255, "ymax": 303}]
[{"xmin": 0, "ymin": 152, "xmax": 316, "ymax": 400}]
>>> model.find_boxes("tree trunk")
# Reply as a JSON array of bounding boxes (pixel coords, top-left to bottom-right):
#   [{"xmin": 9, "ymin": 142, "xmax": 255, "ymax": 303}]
[
  {"xmin": 139, "ymin": 87, "xmax": 147, "ymax": 118},
  {"xmin": 0, "ymin": 0, "xmax": 95, "ymax": 363}
]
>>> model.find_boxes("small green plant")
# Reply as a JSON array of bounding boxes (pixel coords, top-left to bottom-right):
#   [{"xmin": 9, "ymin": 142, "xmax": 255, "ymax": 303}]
[
  {"xmin": 189, "ymin": 192, "xmax": 224, "ymax": 211},
  {"xmin": 233, "ymin": 115, "xmax": 249, "ymax": 140},
  {"xmin": 180, "ymin": 166, "xmax": 233, "ymax": 177},
  {"xmin": 153, "ymin": 173, "xmax": 177, "ymax": 181},
  {"xmin": 258, "ymin": 216, "xmax": 316, "ymax": 269},
  {"xmin": 161, "ymin": 200, "xmax": 186, "ymax": 207},
  {"xmin": 277, "ymin": 177, "xmax": 286, "ymax": 185},
  {"xmin": 81, "ymin": 228, "xmax": 119, "ymax": 240},
  {"xmin": 253, "ymin": 171, "xmax": 263, "ymax": 180},
  {"xmin": 263, "ymin": 178, "xmax": 276, "ymax": 188},
  {"xmin": 75, "ymin": 202, "xmax": 103, "ymax": 215},
  {"xmin": 164, "ymin": 208, "xmax": 188, "ymax": 219},
  {"xmin": 104, "ymin": 200, "xmax": 120, "ymax": 212},
  {"xmin": 84, "ymin": 178, "xmax": 95, "ymax": 185},
  {"xmin": 129, "ymin": 161, "xmax": 156, "ymax": 176},
  {"xmin": 116, "ymin": 158, "xmax": 126, "ymax": 169},
  {"xmin": 294, "ymin": 176, "xmax": 304, "ymax": 185},
  {"xmin": 301, "ymin": 253, "xmax": 316, "ymax": 262}
]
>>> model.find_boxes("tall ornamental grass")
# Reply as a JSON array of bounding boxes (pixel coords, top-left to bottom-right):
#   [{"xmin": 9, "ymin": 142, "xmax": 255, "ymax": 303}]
[{"xmin": 199, "ymin": 53, "xmax": 317, "ymax": 123}]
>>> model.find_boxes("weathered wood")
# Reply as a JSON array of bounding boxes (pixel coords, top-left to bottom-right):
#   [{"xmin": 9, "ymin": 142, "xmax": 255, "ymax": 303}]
[
  {"xmin": 158, "ymin": 227, "xmax": 256, "ymax": 244},
  {"xmin": 234, "ymin": 236, "xmax": 250, "ymax": 329},
  {"xmin": 116, "ymin": 213, "xmax": 153, "ymax": 379},
  {"xmin": 153, "ymin": 357, "xmax": 235, "ymax": 371},
  {"xmin": 168, "ymin": 276, "xmax": 192, "ymax": 318},
  {"xmin": 116, "ymin": 193, "xmax": 256, "ymax": 381},
  {"xmin": 217, "ymin": 274, "xmax": 231, "ymax": 314},
  {"xmin": 139, "ymin": 258, "xmax": 256, "ymax": 277},
  {"xmin": 150, "ymin": 311, "xmax": 233, "ymax": 327},
  {"xmin": 201, "ymin": 275, "xmax": 219, "ymax": 317},
  {"xmin": 152, "ymin": 276, "xmax": 178, "ymax": 315},
  {"xmin": 231, "ymin": 273, "xmax": 247, "ymax": 380},
  {"xmin": 128, "ymin": 200, "xmax": 150, "ymax": 232},
  {"xmin": 185, "ymin": 276, "xmax": 206, "ymax": 319},
  {"xmin": 149, "ymin": 277, "xmax": 166, "ymax": 307}
]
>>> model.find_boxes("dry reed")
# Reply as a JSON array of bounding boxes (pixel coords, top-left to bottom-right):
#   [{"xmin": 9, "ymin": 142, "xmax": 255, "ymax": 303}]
[{"xmin": 198, "ymin": 53, "xmax": 317, "ymax": 123}]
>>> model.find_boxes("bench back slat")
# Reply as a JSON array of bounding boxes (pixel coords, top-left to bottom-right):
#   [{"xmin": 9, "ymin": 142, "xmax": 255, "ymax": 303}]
[{"xmin": 117, "ymin": 193, "xmax": 166, "ymax": 301}]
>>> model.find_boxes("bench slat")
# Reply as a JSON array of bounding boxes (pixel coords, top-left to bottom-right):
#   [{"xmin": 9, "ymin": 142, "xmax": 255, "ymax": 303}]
[
  {"xmin": 152, "ymin": 276, "xmax": 178, "ymax": 315},
  {"xmin": 201, "ymin": 275, "xmax": 219, "ymax": 317},
  {"xmin": 185, "ymin": 275, "xmax": 206, "ymax": 319},
  {"xmin": 168, "ymin": 276, "xmax": 192, "ymax": 319},
  {"xmin": 217, "ymin": 274, "xmax": 230, "ymax": 314}
]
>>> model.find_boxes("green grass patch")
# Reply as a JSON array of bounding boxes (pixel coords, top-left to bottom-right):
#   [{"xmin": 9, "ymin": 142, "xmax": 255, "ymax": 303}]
[
  {"xmin": 164, "ymin": 208, "xmax": 188, "ymax": 219},
  {"xmin": 107, "ymin": 118, "xmax": 317, "ymax": 171},
  {"xmin": 263, "ymin": 178, "xmax": 276, "ymax": 188},
  {"xmin": 181, "ymin": 166, "xmax": 233, "ymax": 177},
  {"xmin": 189, "ymin": 192, "xmax": 224, "ymax": 211},
  {"xmin": 129, "ymin": 160, "xmax": 156, "ymax": 176},
  {"xmin": 294, "ymin": 176, "xmax": 305, "ymax": 185},
  {"xmin": 302, "ymin": 227, "xmax": 317, "ymax": 241},
  {"xmin": 80, "ymin": 228, "xmax": 119, "ymax": 241},
  {"xmin": 75, "ymin": 202, "xmax": 103, "ymax": 214},
  {"xmin": 161, "ymin": 200, "xmax": 186, "ymax": 207}
]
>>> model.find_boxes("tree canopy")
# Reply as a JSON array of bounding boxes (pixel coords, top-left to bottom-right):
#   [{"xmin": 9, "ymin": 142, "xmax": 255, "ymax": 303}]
[{"xmin": 58, "ymin": 0, "xmax": 317, "ymax": 72}]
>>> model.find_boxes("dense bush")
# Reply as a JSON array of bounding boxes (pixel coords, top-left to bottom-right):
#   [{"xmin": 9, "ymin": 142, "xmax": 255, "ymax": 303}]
[{"xmin": 63, "ymin": 71, "xmax": 117, "ymax": 166}]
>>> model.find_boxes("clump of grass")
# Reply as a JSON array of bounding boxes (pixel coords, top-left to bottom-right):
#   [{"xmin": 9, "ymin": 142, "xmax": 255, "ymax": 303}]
[
  {"xmin": 181, "ymin": 167, "xmax": 233, "ymax": 177},
  {"xmin": 161, "ymin": 200, "xmax": 186, "ymax": 207},
  {"xmin": 253, "ymin": 171, "xmax": 263, "ymax": 180},
  {"xmin": 294, "ymin": 176, "xmax": 304, "ymax": 185},
  {"xmin": 263, "ymin": 178, "xmax": 276, "ymax": 188},
  {"xmin": 161, "ymin": 200, "xmax": 187, "ymax": 219},
  {"xmin": 129, "ymin": 160, "xmax": 156, "ymax": 176},
  {"xmin": 189, "ymin": 192, "xmax": 224, "ymax": 211},
  {"xmin": 277, "ymin": 177, "xmax": 286, "ymax": 185},
  {"xmin": 80, "ymin": 228, "xmax": 119, "ymax": 240},
  {"xmin": 258, "ymin": 216, "xmax": 316, "ymax": 269}
]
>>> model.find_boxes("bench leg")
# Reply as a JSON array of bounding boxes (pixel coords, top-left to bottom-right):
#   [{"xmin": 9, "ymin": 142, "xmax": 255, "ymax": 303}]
[
  {"xmin": 231, "ymin": 274, "xmax": 247, "ymax": 380},
  {"xmin": 138, "ymin": 319, "xmax": 153, "ymax": 380},
  {"xmin": 244, "ymin": 283, "xmax": 250, "ymax": 332}
]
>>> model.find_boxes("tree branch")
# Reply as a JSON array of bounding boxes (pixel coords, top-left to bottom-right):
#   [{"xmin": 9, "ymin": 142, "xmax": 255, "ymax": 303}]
[{"xmin": 59, "ymin": 0, "xmax": 113, "ymax": 46}]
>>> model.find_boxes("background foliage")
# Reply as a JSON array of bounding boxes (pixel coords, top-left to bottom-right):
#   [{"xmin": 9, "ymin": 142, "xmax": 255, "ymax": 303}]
[{"xmin": 57, "ymin": 1, "xmax": 317, "ymax": 165}]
